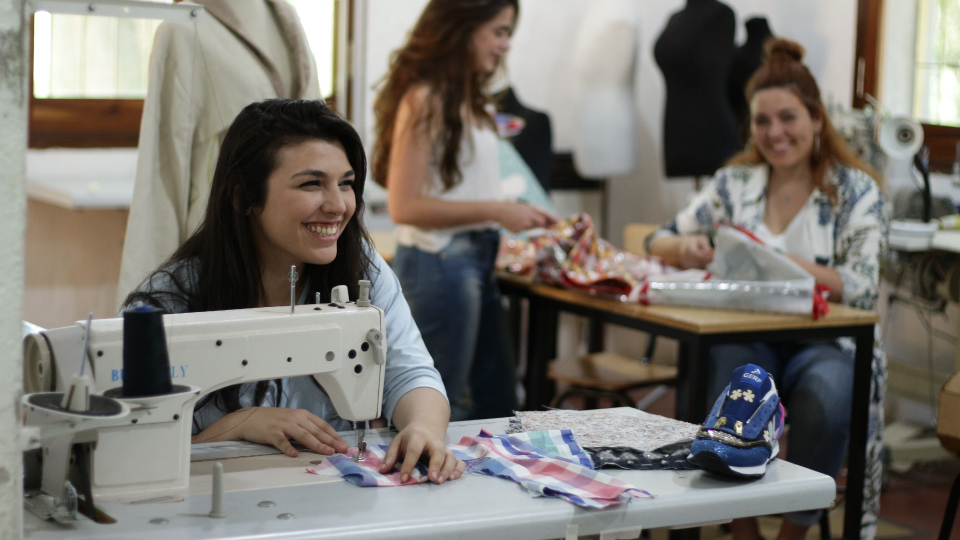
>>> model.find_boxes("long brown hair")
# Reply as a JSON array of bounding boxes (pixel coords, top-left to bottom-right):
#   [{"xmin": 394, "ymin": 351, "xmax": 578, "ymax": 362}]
[
  {"xmin": 727, "ymin": 38, "xmax": 883, "ymax": 202},
  {"xmin": 372, "ymin": 0, "xmax": 518, "ymax": 190}
]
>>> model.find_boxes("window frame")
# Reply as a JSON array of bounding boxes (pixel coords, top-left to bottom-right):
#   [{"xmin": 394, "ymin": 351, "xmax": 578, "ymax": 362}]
[
  {"xmin": 28, "ymin": 3, "xmax": 344, "ymax": 149},
  {"xmin": 855, "ymin": 0, "xmax": 960, "ymax": 172}
]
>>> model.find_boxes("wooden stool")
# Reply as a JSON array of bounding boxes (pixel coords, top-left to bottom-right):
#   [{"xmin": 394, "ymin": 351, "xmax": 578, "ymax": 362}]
[{"xmin": 547, "ymin": 351, "xmax": 677, "ymax": 409}]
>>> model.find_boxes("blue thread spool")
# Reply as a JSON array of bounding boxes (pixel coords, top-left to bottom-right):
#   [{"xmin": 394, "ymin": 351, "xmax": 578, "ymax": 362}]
[{"xmin": 121, "ymin": 305, "xmax": 173, "ymax": 397}]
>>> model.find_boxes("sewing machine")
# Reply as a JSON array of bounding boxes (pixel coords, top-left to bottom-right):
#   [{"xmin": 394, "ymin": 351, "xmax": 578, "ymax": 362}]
[{"xmin": 21, "ymin": 283, "xmax": 385, "ymax": 524}]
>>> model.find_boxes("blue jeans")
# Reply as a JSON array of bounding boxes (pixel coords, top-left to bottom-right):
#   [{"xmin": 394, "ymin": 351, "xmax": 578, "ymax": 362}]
[
  {"xmin": 709, "ymin": 341, "xmax": 853, "ymax": 527},
  {"xmin": 393, "ymin": 230, "xmax": 517, "ymax": 421}
]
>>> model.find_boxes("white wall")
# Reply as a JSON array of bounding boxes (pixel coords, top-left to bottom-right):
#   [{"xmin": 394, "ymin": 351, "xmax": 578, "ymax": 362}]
[
  {"xmin": 509, "ymin": 0, "xmax": 859, "ymax": 244},
  {"xmin": 362, "ymin": 0, "xmax": 860, "ymax": 244}
]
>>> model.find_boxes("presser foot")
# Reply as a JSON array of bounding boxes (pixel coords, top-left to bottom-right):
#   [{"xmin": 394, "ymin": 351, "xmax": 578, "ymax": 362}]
[
  {"xmin": 353, "ymin": 440, "xmax": 367, "ymax": 462},
  {"xmin": 352, "ymin": 424, "xmax": 366, "ymax": 462},
  {"xmin": 24, "ymin": 483, "xmax": 82, "ymax": 524}
]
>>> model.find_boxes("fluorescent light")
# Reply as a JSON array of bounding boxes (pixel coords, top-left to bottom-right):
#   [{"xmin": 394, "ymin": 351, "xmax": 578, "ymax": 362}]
[{"xmin": 29, "ymin": 0, "xmax": 202, "ymax": 22}]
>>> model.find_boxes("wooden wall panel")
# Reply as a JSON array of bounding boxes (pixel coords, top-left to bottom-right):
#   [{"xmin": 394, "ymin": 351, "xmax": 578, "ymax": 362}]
[{"xmin": 24, "ymin": 199, "xmax": 128, "ymax": 328}]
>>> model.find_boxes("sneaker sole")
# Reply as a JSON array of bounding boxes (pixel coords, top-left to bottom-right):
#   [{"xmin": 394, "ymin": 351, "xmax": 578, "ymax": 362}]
[{"xmin": 688, "ymin": 443, "xmax": 779, "ymax": 479}]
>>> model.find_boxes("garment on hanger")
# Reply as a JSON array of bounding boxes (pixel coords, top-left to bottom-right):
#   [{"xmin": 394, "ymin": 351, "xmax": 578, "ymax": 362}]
[
  {"xmin": 728, "ymin": 17, "xmax": 773, "ymax": 145},
  {"xmin": 117, "ymin": 0, "xmax": 321, "ymax": 303},
  {"xmin": 653, "ymin": 0, "xmax": 738, "ymax": 178}
]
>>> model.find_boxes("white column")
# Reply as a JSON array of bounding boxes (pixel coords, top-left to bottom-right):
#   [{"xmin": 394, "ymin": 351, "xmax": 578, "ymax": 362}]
[{"xmin": 0, "ymin": 0, "xmax": 28, "ymax": 538}]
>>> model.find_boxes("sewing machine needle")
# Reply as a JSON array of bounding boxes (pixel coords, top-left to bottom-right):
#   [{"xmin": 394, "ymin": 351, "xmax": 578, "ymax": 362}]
[{"xmin": 353, "ymin": 422, "xmax": 366, "ymax": 462}]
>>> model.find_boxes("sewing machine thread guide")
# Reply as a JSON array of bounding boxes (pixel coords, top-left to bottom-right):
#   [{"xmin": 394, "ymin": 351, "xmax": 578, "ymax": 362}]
[
  {"xmin": 288, "ymin": 265, "xmax": 299, "ymax": 314},
  {"xmin": 79, "ymin": 312, "xmax": 92, "ymax": 376}
]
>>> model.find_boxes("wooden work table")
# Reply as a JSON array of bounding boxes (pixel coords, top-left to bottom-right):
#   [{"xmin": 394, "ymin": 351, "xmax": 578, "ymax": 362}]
[{"xmin": 497, "ymin": 271, "xmax": 879, "ymax": 540}]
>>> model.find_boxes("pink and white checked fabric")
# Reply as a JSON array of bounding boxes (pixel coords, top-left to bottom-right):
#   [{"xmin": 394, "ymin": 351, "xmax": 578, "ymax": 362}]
[
  {"xmin": 450, "ymin": 430, "xmax": 651, "ymax": 508},
  {"xmin": 306, "ymin": 445, "xmax": 429, "ymax": 487}
]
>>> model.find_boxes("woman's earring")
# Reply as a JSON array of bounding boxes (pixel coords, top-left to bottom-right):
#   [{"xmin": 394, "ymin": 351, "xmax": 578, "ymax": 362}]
[
  {"xmin": 744, "ymin": 137, "xmax": 754, "ymax": 153},
  {"xmin": 812, "ymin": 132, "xmax": 821, "ymax": 163}
]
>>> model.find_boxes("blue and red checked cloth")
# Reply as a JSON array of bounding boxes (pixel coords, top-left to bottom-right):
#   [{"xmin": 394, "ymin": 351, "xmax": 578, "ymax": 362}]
[{"xmin": 306, "ymin": 429, "xmax": 651, "ymax": 508}]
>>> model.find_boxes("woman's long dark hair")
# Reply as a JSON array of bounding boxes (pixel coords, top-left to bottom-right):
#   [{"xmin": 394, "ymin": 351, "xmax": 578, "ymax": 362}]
[
  {"xmin": 372, "ymin": 0, "xmax": 518, "ymax": 190},
  {"xmin": 124, "ymin": 99, "xmax": 374, "ymax": 419}
]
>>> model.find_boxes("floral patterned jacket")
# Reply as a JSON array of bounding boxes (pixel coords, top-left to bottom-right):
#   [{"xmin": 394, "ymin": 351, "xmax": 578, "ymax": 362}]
[{"xmin": 647, "ymin": 163, "xmax": 888, "ymax": 311}]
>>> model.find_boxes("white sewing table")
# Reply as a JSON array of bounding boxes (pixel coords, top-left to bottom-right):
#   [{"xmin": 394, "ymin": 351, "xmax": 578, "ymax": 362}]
[{"xmin": 24, "ymin": 415, "xmax": 835, "ymax": 540}]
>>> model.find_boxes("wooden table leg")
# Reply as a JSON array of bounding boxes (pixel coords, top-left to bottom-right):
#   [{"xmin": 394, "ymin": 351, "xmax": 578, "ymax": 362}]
[
  {"xmin": 677, "ymin": 335, "xmax": 710, "ymax": 423},
  {"xmin": 843, "ymin": 328, "xmax": 874, "ymax": 540},
  {"xmin": 523, "ymin": 297, "xmax": 558, "ymax": 410}
]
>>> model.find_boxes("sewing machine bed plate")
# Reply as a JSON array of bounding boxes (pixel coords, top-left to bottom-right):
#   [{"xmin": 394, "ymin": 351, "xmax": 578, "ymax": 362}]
[{"xmin": 24, "ymin": 415, "xmax": 835, "ymax": 540}]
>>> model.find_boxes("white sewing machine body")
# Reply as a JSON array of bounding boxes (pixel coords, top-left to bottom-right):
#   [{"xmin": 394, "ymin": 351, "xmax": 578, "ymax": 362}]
[{"xmin": 23, "ymin": 300, "xmax": 386, "ymax": 506}]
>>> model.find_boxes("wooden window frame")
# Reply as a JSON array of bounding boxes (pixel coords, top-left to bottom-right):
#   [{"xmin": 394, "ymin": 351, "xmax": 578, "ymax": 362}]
[{"xmin": 855, "ymin": 0, "xmax": 960, "ymax": 172}]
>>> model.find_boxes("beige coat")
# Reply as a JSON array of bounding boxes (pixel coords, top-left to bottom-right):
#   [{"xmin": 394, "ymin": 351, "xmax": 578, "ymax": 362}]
[{"xmin": 118, "ymin": 0, "xmax": 320, "ymax": 303}]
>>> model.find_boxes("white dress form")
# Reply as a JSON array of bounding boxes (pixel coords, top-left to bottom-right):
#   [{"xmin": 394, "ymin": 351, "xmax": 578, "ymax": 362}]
[{"xmin": 570, "ymin": 0, "xmax": 638, "ymax": 178}]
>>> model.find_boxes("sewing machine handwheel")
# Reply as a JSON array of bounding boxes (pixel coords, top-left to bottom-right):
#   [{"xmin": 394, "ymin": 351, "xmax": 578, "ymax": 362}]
[{"xmin": 23, "ymin": 333, "xmax": 54, "ymax": 393}]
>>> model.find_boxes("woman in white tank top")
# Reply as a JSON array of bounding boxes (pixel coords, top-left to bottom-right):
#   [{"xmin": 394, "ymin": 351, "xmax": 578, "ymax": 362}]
[{"xmin": 372, "ymin": 0, "xmax": 556, "ymax": 421}]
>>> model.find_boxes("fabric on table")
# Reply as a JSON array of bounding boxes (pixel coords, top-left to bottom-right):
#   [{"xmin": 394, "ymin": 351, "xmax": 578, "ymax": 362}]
[
  {"xmin": 505, "ymin": 429, "xmax": 595, "ymax": 468},
  {"xmin": 511, "ymin": 409, "xmax": 699, "ymax": 452},
  {"xmin": 450, "ymin": 429, "xmax": 651, "ymax": 508},
  {"xmin": 306, "ymin": 446, "xmax": 429, "ymax": 487},
  {"xmin": 586, "ymin": 440, "xmax": 698, "ymax": 471}
]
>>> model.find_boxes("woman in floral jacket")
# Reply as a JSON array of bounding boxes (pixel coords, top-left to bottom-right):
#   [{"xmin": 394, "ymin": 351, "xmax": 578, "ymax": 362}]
[{"xmin": 648, "ymin": 39, "xmax": 887, "ymax": 540}]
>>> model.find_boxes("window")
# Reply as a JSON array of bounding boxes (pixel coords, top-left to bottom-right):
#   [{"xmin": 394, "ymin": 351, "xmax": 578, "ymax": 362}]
[
  {"xmin": 30, "ymin": 1, "xmax": 338, "ymax": 148},
  {"xmin": 33, "ymin": 12, "xmax": 159, "ymax": 99},
  {"xmin": 914, "ymin": 0, "xmax": 960, "ymax": 128},
  {"xmin": 857, "ymin": 0, "xmax": 960, "ymax": 172}
]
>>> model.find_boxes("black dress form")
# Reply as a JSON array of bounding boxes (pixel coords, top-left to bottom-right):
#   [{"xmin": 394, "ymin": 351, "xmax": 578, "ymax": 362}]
[
  {"xmin": 654, "ymin": 0, "xmax": 738, "ymax": 178},
  {"xmin": 728, "ymin": 17, "xmax": 773, "ymax": 145}
]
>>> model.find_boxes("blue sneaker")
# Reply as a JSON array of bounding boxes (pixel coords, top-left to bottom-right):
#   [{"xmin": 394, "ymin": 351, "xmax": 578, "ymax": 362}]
[{"xmin": 688, "ymin": 364, "xmax": 785, "ymax": 478}]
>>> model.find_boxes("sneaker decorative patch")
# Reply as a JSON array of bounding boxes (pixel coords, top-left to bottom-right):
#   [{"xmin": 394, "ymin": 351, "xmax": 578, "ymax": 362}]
[
  {"xmin": 742, "ymin": 390, "xmax": 755, "ymax": 403},
  {"xmin": 730, "ymin": 389, "xmax": 742, "ymax": 400}
]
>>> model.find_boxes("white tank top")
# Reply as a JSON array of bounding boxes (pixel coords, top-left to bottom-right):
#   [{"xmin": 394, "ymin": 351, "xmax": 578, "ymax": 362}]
[{"xmin": 396, "ymin": 124, "xmax": 503, "ymax": 252}]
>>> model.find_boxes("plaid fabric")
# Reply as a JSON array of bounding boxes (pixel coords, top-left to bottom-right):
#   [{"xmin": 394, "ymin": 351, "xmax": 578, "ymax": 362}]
[
  {"xmin": 505, "ymin": 429, "xmax": 595, "ymax": 468},
  {"xmin": 306, "ymin": 446, "xmax": 429, "ymax": 487},
  {"xmin": 450, "ymin": 429, "xmax": 651, "ymax": 508}
]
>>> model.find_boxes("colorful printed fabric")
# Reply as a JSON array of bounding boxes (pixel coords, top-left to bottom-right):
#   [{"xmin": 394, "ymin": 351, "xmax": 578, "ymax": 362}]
[
  {"xmin": 450, "ymin": 429, "xmax": 651, "ymax": 508},
  {"xmin": 306, "ymin": 446, "xmax": 429, "ymax": 487}
]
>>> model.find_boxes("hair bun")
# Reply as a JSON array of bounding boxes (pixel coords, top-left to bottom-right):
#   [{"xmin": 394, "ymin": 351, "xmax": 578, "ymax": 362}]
[{"xmin": 765, "ymin": 38, "xmax": 805, "ymax": 63}]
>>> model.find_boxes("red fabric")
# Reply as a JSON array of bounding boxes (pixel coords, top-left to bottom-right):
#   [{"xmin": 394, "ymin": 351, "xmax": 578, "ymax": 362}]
[{"xmin": 813, "ymin": 284, "xmax": 832, "ymax": 320}]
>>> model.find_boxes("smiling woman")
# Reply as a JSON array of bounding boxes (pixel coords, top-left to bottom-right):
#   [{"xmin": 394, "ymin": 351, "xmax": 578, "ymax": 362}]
[
  {"xmin": 646, "ymin": 38, "xmax": 888, "ymax": 540},
  {"xmin": 372, "ymin": 0, "xmax": 557, "ymax": 423},
  {"xmin": 251, "ymin": 139, "xmax": 358, "ymax": 307},
  {"xmin": 122, "ymin": 99, "xmax": 465, "ymax": 485}
]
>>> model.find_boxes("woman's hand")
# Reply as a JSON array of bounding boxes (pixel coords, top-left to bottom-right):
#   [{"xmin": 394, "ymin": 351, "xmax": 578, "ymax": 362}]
[
  {"xmin": 496, "ymin": 201, "xmax": 559, "ymax": 233},
  {"xmin": 678, "ymin": 234, "xmax": 714, "ymax": 269},
  {"xmin": 192, "ymin": 407, "xmax": 349, "ymax": 458},
  {"xmin": 385, "ymin": 387, "xmax": 463, "ymax": 484},
  {"xmin": 379, "ymin": 423, "xmax": 465, "ymax": 484}
]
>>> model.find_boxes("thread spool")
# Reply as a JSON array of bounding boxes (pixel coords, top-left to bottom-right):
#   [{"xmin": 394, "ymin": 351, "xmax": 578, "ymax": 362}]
[{"xmin": 121, "ymin": 306, "xmax": 173, "ymax": 397}]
